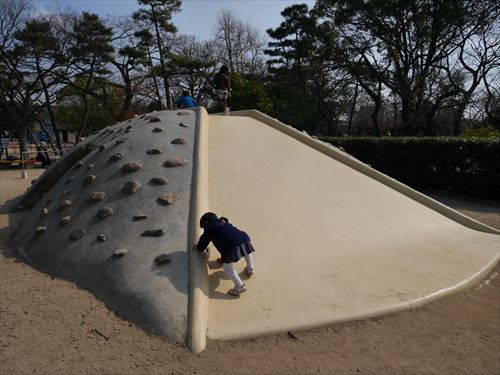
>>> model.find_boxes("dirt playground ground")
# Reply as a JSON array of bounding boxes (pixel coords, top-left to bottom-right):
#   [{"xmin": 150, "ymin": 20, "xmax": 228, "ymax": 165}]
[{"xmin": 1, "ymin": 168, "xmax": 499, "ymax": 375}]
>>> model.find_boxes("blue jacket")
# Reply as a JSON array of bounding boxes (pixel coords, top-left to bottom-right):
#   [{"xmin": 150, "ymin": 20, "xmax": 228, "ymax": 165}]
[
  {"xmin": 197, "ymin": 218, "xmax": 250, "ymax": 256},
  {"xmin": 175, "ymin": 95, "xmax": 198, "ymax": 108}
]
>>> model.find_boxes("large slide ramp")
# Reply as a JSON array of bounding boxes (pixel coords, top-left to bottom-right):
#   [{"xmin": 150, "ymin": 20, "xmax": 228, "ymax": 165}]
[{"xmin": 204, "ymin": 110, "xmax": 499, "ymax": 341}]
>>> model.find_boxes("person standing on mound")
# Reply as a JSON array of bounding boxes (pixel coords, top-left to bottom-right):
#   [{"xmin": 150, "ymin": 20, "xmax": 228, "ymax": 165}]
[
  {"xmin": 193, "ymin": 212, "xmax": 255, "ymax": 296},
  {"xmin": 212, "ymin": 65, "xmax": 231, "ymax": 115}
]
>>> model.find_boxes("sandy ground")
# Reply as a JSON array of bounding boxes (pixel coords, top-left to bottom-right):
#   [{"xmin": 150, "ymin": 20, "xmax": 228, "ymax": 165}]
[{"xmin": 1, "ymin": 168, "xmax": 499, "ymax": 375}]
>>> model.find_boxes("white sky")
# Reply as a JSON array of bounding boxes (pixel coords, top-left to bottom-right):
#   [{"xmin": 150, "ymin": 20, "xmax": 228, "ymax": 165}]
[{"xmin": 32, "ymin": 0, "xmax": 316, "ymax": 40}]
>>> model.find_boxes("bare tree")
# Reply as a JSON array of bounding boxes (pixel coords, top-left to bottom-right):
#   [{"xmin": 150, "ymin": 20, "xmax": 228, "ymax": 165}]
[
  {"xmin": 445, "ymin": 10, "xmax": 500, "ymax": 134},
  {"xmin": 14, "ymin": 14, "xmax": 73, "ymax": 153},
  {"xmin": 483, "ymin": 71, "xmax": 500, "ymax": 128},
  {"xmin": 0, "ymin": 0, "xmax": 30, "ymax": 51},
  {"xmin": 133, "ymin": 0, "xmax": 182, "ymax": 109},
  {"xmin": 106, "ymin": 15, "xmax": 150, "ymax": 114},
  {"xmin": 0, "ymin": 0, "xmax": 43, "ymax": 155},
  {"xmin": 213, "ymin": 8, "xmax": 266, "ymax": 75},
  {"xmin": 316, "ymin": 0, "xmax": 495, "ymax": 135},
  {"xmin": 64, "ymin": 12, "xmax": 114, "ymax": 142},
  {"xmin": 169, "ymin": 35, "xmax": 217, "ymax": 101}
]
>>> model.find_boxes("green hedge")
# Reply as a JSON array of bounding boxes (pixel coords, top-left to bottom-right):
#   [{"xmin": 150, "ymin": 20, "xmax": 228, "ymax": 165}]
[{"xmin": 320, "ymin": 137, "xmax": 500, "ymax": 200}]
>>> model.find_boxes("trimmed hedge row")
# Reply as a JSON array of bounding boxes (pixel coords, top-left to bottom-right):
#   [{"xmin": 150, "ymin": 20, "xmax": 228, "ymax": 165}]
[{"xmin": 320, "ymin": 137, "xmax": 500, "ymax": 200}]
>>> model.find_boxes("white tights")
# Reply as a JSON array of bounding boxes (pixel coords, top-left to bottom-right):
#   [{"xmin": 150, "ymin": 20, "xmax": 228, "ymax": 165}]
[{"xmin": 222, "ymin": 254, "xmax": 254, "ymax": 287}]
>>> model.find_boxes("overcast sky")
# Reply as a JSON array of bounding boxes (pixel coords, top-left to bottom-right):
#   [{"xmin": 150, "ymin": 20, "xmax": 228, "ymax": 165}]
[{"xmin": 32, "ymin": 0, "xmax": 316, "ymax": 40}]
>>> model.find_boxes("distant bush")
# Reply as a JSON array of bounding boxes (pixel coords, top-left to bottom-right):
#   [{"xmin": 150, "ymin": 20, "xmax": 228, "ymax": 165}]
[
  {"xmin": 321, "ymin": 136, "xmax": 500, "ymax": 200},
  {"xmin": 461, "ymin": 126, "xmax": 500, "ymax": 138}
]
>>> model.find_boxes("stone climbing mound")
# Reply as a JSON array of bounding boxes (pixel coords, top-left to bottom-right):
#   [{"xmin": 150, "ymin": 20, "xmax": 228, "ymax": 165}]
[{"xmin": 13, "ymin": 110, "xmax": 198, "ymax": 341}]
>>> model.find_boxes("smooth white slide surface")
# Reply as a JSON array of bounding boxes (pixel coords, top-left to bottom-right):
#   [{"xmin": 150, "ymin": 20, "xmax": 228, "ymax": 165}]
[{"xmin": 206, "ymin": 115, "xmax": 499, "ymax": 340}]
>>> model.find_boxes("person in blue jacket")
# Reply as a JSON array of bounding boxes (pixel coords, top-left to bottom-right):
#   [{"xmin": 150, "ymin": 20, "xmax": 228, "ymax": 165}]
[
  {"xmin": 175, "ymin": 91, "xmax": 198, "ymax": 108},
  {"xmin": 194, "ymin": 212, "xmax": 255, "ymax": 296}
]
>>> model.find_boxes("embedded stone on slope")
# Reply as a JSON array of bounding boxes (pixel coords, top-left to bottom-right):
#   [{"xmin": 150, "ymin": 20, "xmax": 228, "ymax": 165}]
[
  {"xmin": 113, "ymin": 248, "xmax": 128, "ymax": 258},
  {"xmin": 164, "ymin": 158, "xmax": 188, "ymax": 167},
  {"xmin": 147, "ymin": 149, "xmax": 163, "ymax": 155},
  {"xmin": 122, "ymin": 180, "xmax": 142, "ymax": 195},
  {"xmin": 70, "ymin": 228, "xmax": 86, "ymax": 240},
  {"xmin": 158, "ymin": 194, "xmax": 179, "ymax": 205},
  {"xmin": 110, "ymin": 153, "xmax": 124, "ymax": 161},
  {"xmin": 121, "ymin": 162, "xmax": 142, "ymax": 172},
  {"xmin": 60, "ymin": 216, "xmax": 71, "ymax": 226},
  {"xmin": 35, "ymin": 226, "xmax": 47, "ymax": 234},
  {"xmin": 97, "ymin": 207, "xmax": 114, "ymax": 219},
  {"xmin": 150, "ymin": 177, "xmax": 168, "ymax": 185},
  {"xmin": 83, "ymin": 175, "xmax": 96, "ymax": 185},
  {"xmin": 155, "ymin": 254, "xmax": 172, "ymax": 265},
  {"xmin": 171, "ymin": 138, "xmax": 187, "ymax": 145},
  {"xmin": 142, "ymin": 229, "xmax": 166, "ymax": 237},
  {"xmin": 59, "ymin": 200, "xmax": 72, "ymax": 210},
  {"xmin": 86, "ymin": 192, "xmax": 106, "ymax": 202}
]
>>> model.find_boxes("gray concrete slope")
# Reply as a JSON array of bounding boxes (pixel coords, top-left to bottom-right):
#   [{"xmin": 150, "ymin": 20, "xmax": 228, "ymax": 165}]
[{"xmin": 13, "ymin": 109, "xmax": 198, "ymax": 342}]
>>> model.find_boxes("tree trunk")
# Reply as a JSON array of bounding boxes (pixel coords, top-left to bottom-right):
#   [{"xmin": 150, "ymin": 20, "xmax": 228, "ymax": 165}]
[
  {"xmin": 40, "ymin": 76, "xmax": 63, "ymax": 153},
  {"xmin": 76, "ymin": 93, "xmax": 90, "ymax": 143},
  {"xmin": 154, "ymin": 22, "xmax": 171, "ymax": 109},
  {"xmin": 122, "ymin": 78, "xmax": 133, "ymax": 113},
  {"xmin": 147, "ymin": 50, "xmax": 163, "ymax": 109},
  {"xmin": 453, "ymin": 104, "xmax": 466, "ymax": 136},
  {"xmin": 453, "ymin": 91, "xmax": 474, "ymax": 136},
  {"xmin": 425, "ymin": 110, "xmax": 436, "ymax": 136},
  {"xmin": 17, "ymin": 118, "xmax": 29, "ymax": 157},
  {"xmin": 45, "ymin": 102, "xmax": 63, "ymax": 153},
  {"xmin": 371, "ymin": 99, "xmax": 381, "ymax": 137},
  {"xmin": 485, "ymin": 94, "xmax": 500, "ymax": 130},
  {"xmin": 347, "ymin": 83, "xmax": 358, "ymax": 136},
  {"xmin": 393, "ymin": 96, "xmax": 398, "ymax": 134},
  {"xmin": 401, "ymin": 96, "xmax": 412, "ymax": 135},
  {"xmin": 162, "ymin": 69, "xmax": 173, "ymax": 109}
]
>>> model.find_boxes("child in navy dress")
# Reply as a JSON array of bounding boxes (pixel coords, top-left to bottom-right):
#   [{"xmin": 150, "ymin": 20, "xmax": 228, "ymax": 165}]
[{"xmin": 194, "ymin": 212, "xmax": 255, "ymax": 296}]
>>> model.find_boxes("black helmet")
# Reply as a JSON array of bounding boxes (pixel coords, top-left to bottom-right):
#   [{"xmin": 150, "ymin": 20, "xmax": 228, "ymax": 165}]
[{"xmin": 199, "ymin": 212, "xmax": 218, "ymax": 228}]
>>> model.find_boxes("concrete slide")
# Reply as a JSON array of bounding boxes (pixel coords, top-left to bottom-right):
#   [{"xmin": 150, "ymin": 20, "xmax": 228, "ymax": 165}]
[
  {"xmin": 202, "ymin": 110, "xmax": 499, "ymax": 343},
  {"xmin": 12, "ymin": 108, "xmax": 499, "ymax": 353}
]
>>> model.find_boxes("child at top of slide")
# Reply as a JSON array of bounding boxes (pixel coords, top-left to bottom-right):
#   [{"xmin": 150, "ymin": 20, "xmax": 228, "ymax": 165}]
[
  {"xmin": 193, "ymin": 212, "xmax": 255, "ymax": 296},
  {"xmin": 212, "ymin": 65, "xmax": 231, "ymax": 115}
]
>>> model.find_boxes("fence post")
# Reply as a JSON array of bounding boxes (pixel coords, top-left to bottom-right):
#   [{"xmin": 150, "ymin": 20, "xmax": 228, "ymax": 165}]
[{"xmin": 21, "ymin": 151, "xmax": 29, "ymax": 179}]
